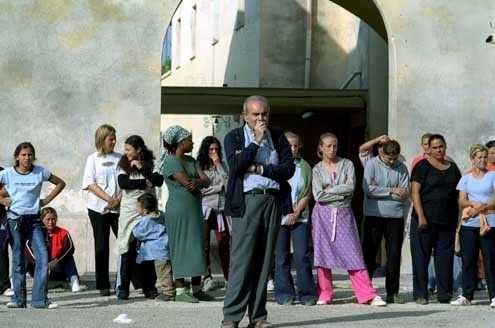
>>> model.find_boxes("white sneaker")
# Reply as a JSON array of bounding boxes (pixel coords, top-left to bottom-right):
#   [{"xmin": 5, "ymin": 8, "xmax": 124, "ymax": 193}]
[
  {"xmin": 71, "ymin": 276, "xmax": 81, "ymax": 292},
  {"xmin": 266, "ymin": 279, "xmax": 275, "ymax": 291},
  {"xmin": 317, "ymin": 300, "xmax": 330, "ymax": 305},
  {"xmin": 47, "ymin": 302, "xmax": 58, "ymax": 309},
  {"xmin": 72, "ymin": 284, "xmax": 81, "ymax": 292},
  {"xmin": 2, "ymin": 288, "xmax": 14, "ymax": 297},
  {"xmin": 490, "ymin": 298, "xmax": 495, "ymax": 308},
  {"xmin": 370, "ymin": 296, "xmax": 387, "ymax": 307},
  {"xmin": 6, "ymin": 302, "xmax": 24, "ymax": 308},
  {"xmin": 450, "ymin": 295, "xmax": 470, "ymax": 306},
  {"xmin": 202, "ymin": 277, "xmax": 217, "ymax": 292}
]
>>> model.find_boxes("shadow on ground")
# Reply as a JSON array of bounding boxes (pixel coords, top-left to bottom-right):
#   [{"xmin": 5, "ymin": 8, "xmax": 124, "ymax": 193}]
[{"xmin": 275, "ymin": 310, "xmax": 444, "ymax": 327}]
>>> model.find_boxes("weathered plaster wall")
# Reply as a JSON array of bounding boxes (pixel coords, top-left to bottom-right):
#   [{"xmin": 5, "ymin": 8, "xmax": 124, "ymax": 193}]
[
  {"xmin": 310, "ymin": 0, "xmax": 389, "ymax": 137},
  {"xmin": 311, "ymin": 0, "xmax": 370, "ymax": 90},
  {"xmin": 3, "ymin": 0, "xmax": 492, "ymax": 274},
  {"xmin": 260, "ymin": 0, "xmax": 307, "ymax": 88},
  {"xmin": 375, "ymin": 0, "xmax": 495, "ymax": 172},
  {"xmin": 0, "ymin": 0, "xmax": 168, "ymax": 273}
]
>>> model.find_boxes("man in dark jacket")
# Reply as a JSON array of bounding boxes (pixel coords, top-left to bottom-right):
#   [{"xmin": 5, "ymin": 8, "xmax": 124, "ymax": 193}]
[{"xmin": 221, "ymin": 95, "xmax": 295, "ymax": 328}]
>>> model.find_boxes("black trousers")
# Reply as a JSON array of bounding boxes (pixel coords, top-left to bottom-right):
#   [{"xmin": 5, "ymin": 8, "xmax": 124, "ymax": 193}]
[
  {"xmin": 139, "ymin": 261, "xmax": 158, "ymax": 297},
  {"xmin": 460, "ymin": 226, "xmax": 495, "ymax": 300},
  {"xmin": 119, "ymin": 240, "xmax": 155, "ymax": 296},
  {"xmin": 88, "ymin": 209, "xmax": 118, "ymax": 290},
  {"xmin": 0, "ymin": 242, "xmax": 10, "ymax": 293},
  {"xmin": 362, "ymin": 216, "xmax": 404, "ymax": 296},
  {"xmin": 410, "ymin": 218, "xmax": 455, "ymax": 302}
]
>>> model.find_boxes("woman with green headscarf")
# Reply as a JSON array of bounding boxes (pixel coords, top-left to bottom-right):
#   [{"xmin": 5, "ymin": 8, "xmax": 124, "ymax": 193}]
[{"xmin": 161, "ymin": 125, "xmax": 212, "ymax": 303}]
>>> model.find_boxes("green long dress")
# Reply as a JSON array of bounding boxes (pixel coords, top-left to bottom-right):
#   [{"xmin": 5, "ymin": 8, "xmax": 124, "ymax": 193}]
[{"xmin": 162, "ymin": 154, "xmax": 207, "ymax": 279}]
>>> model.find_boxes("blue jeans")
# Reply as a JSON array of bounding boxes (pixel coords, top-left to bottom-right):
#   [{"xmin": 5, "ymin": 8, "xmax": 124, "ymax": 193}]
[
  {"xmin": 428, "ymin": 254, "xmax": 462, "ymax": 292},
  {"xmin": 428, "ymin": 256, "xmax": 436, "ymax": 290},
  {"xmin": 50, "ymin": 255, "xmax": 79, "ymax": 281},
  {"xmin": 453, "ymin": 254, "xmax": 462, "ymax": 292},
  {"xmin": 275, "ymin": 222, "xmax": 316, "ymax": 303},
  {"xmin": 8, "ymin": 215, "xmax": 49, "ymax": 307}
]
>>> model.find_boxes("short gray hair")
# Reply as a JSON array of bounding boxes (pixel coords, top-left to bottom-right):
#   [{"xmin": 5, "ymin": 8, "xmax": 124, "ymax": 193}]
[{"xmin": 242, "ymin": 95, "xmax": 270, "ymax": 113}]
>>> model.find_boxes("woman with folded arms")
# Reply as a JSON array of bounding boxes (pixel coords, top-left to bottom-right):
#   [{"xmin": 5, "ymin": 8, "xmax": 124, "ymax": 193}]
[
  {"xmin": 312, "ymin": 132, "xmax": 385, "ymax": 307},
  {"xmin": 450, "ymin": 144, "xmax": 495, "ymax": 307}
]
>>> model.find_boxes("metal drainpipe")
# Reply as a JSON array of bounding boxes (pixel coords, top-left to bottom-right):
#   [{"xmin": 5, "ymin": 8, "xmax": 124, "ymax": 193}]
[{"xmin": 304, "ymin": 0, "xmax": 312, "ymax": 89}]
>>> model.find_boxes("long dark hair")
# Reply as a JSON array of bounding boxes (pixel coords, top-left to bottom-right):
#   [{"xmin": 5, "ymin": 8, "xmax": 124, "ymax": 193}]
[
  {"xmin": 197, "ymin": 136, "xmax": 222, "ymax": 170},
  {"xmin": 14, "ymin": 142, "xmax": 36, "ymax": 167},
  {"xmin": 118, "ymin": 135, "xmax": 155, "ymax": 175}
]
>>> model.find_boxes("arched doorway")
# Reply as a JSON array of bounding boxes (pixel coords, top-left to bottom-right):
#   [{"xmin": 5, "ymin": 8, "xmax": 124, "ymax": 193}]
[{"xmin": 160, "ymin": 0, "xmax": 390, "ymax": 234}]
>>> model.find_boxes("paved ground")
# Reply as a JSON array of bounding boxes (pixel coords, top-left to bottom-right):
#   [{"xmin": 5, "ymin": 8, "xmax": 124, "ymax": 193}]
[{"xmin": 1, "ymin": 271, "xmax": 494, "ymax": 328}]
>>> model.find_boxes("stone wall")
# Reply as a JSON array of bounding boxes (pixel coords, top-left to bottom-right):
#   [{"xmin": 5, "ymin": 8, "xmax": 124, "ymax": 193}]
[{"xmin": 0, "ymin": 1, "xmax": 167, "ymax": 273}]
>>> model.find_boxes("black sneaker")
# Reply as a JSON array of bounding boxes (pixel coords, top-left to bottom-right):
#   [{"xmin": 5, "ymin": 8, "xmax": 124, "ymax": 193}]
[
  {"xmin": 145, "ymin": 291, "xmax": 159, "ymax": 299},
  {"xmin": 117, "ymin": 290, "xmax": 130, "ymax": 300},
  {"xmin": 386, "ymin": 294, "xmax": 405, "ymax": 304},
  {"xmin": 99, "ymin": 289, "xmax": 111, "ymax": 297},
  {"xmin": 193, "ymin": 290, "xmax": 214, "ymax": 301}
]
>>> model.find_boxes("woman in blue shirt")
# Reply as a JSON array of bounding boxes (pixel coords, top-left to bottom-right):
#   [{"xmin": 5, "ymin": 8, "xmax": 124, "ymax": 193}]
[
  {"xmin": 0, "ymin": 142, "xmax": 65, "ymax": 309},
  {"xmin": 451, "ymin": 144, "xmax": 495, "ymax": 307}
]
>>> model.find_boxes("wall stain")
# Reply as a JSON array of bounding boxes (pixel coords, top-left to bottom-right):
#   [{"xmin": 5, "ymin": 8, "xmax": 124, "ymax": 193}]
[
  {"xmin": 0, "ymin": 56, "xmax": 33, "ymax": 89},
  {"xmin": 421, "ymin": 4, "xmax": 452, "ymax": 21},
  {"xmin": 27, "ymin": 0, "xmax": 73, "ymax": 22},
  {"xmin": 62, "ymin": 26, "xmax": 97, "ymax": 50},
  {"xmin": 0, "ymin": 3, "xmax": 15, "ymax": 13},
  {"xmin": 88, "ymin": 0, "xmax": 128, "ymax": 22}
]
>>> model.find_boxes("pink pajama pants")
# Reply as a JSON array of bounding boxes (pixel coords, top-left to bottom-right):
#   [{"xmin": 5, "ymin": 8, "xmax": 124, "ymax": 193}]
[{"xmin": 316, "ymin": 267, "xmax": 377, "ymax": 304}]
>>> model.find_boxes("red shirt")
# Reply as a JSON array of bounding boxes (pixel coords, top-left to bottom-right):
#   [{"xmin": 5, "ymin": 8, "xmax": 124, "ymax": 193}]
[
  {"xmin": 410, "ymin": 154, "xmax": 427, "ymax": 174},
  {"xmin": 25, "ymin": 226, "xmax": 74, "ymax": 263}
]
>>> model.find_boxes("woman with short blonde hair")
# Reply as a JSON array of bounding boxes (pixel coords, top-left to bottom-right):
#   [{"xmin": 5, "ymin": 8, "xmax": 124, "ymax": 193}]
[{"xmin": 451, "ymin": 144, "xmax": 495, "ymax": 307}]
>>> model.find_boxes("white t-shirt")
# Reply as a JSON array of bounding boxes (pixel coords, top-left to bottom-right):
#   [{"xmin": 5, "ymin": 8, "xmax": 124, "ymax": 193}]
[
  {"xmin": 82, "ymin": 151, "xmax": 121, "ymax": 214},
  {"xmin": 0, "ymin": 166, "xmax": 51, "ymax": 215}
]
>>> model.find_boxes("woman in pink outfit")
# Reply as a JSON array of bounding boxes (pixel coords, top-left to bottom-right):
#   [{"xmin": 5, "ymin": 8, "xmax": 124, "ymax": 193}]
[{"xmin": 311, "ymin": 132, "xmax": 386, "ymax": 307}]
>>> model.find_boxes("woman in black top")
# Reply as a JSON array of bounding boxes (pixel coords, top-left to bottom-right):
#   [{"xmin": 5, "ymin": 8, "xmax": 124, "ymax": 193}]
[
  {"xmin": 116, "ymin": 135, "xmax": 164, "ymax": 300},
  {"xmin": 410, "ymin": 134, "xmax": 461, "ymax": 304}
]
